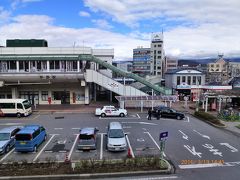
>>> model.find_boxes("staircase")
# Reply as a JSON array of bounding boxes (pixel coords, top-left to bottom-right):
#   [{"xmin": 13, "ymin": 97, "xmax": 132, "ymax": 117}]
[{"xmin": 85, "ymin": 69, "xmax": 147, "ymax": 96}]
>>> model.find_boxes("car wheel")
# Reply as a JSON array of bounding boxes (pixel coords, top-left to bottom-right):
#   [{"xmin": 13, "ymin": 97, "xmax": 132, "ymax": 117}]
[
  {"xmin": 119, "ymin": 113, "xmax": 125, "ymax": 117},
  {"xmin": 5, "ymin": 145, "xmax": 10, "ymax": 153},
  {"xmin": 176, "ymin": 115, "xmax": 181, "ymax": 120},
  {"xmin": 101, "ymin": 113, "xmax": 106, "ymax": 117},
  {"xmin": 16, "ymin": 113, "xmax": 21, "ymax": 118},
  {"xmin": 33, "ymin": 145, "xmax": 37, "ymax": 152}
]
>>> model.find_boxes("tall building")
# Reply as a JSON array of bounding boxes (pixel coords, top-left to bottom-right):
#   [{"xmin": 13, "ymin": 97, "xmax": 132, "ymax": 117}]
[
  {"xmin": 150, "ymin": 33, "xmax": 164, "ymax": 77},
  {"xmin": 132, "ymin": 47, "xmax": 151, "ymax": 77},
  {"xmin": 163, "ymin": 56, "xmax": 178, "ymax": 77}
]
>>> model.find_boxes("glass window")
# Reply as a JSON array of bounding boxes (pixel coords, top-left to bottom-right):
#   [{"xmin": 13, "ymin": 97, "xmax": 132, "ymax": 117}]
[
  {"xmin": 182, "ymin": 76, "xmax": 186, "ymax": 83},
  {"xmin": 193, "ymin": 76, "xmax": 196, "ymax": 85},
  {"xmin": 17, "ymin": 103, "xmax": 23, "ymax": 109},
  {"xmin": 158, "ymin": 51, "xmax": 161, "ymax": 54},
  {"xmin": 177, "ymin": 76, "xmax": 180, "ymax": 85},
  {"xmin": 0, "ymin": 133, "xmax": 10, "ymax": 141},
  {"xmin": 41, "ymin": 91, "xmax": 48, "ymax": 101},
  {"xmin": 108, "ymin": 129, "xmax": 124, "ymax": 138},
  {"xmin": 53, "ymin": 91, "xmax": 61, "ymax": 100},
  {"xmin": 187, "ymin": 76, "xmax": 191, "ymax": 85}
]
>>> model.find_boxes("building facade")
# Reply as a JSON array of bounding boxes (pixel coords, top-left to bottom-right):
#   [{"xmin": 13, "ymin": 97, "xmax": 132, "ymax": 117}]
[
  {"xmin": 150, "ymin": 33, "xmax": 164, "ymax": 77},
  {"xmin": 163, "ymin": 56, "xmax": 178, "ymax": 77},
  {"xmin": 165, "ymin": 69, "xmax": 205, "ymax": 101},
  {"xmin": 132, "ymin": 47, "xmax": 151, "ymax": 77},
  {"xmin": 0, "ymin": 39, "xmax": 114, "ymax": 105},
  {"xmin": 207, "ymin": 55, "xmax": 228, "ymax": 84}
]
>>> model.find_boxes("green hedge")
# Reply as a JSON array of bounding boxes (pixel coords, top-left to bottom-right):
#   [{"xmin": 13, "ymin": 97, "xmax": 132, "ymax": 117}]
[{"xmin": 194, "ymin": 111, "xmax": 224, "ymax": 126}]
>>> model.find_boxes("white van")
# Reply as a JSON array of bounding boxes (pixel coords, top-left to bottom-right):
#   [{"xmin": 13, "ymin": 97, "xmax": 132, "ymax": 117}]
[
  {"xmin": 0, "ymin": 99, "xmax": 32, "ymax": 118},
  {"xmin": 106, "ymin": 122, "xmax": 127, "ymax": 151}
]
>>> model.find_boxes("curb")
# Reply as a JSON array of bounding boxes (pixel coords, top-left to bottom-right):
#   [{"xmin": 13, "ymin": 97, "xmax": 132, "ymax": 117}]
[{"xmin": 192, "ymin": 114, "xmax": 226, "ymax": 128}]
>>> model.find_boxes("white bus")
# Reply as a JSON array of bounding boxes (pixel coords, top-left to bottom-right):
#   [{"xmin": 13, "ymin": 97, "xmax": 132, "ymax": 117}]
[{"xmin": 0, "ymin": 99, "xmax": 32, "ymax": 118}]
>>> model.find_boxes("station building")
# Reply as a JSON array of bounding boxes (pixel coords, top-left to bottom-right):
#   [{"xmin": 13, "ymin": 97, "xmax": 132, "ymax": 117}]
[{"xmin": 0, "ymin": 39, "xmax": 119, "ymax": 105}]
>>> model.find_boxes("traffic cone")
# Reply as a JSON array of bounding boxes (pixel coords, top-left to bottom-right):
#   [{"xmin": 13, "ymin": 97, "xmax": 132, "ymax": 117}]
[
  {"xmin": 65, "ymin": 153, "xmax": 70, "ymax": 163},
  {"xmin": 127, "ymin": 148, "xmax": 132, "ymax": 158}
]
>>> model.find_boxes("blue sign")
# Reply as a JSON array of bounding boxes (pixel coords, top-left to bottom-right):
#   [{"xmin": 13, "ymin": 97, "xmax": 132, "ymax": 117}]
[{"xmin": 159, "ymin": 131, "xmax": 168, "ymax": 141}]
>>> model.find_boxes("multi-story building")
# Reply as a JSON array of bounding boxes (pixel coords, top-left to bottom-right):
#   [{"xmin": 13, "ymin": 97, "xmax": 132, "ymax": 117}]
[
  {"xmin": 150, "ymin": 33, "xmax": 164, "ymax": 77},
  {"xmin": 132, "ymin": 47, "xmax": 151, "ymax": 77},
  {"xmin": 207, "ymin": 55, "xmax": 228, "ymax": 84},
  {"xmin": 163, "ymin": 56, "xmax": 178, "ymax": 77},
  {"xmin": 228, "ymin": 62, "xmax": 240, "ymax": 79}
]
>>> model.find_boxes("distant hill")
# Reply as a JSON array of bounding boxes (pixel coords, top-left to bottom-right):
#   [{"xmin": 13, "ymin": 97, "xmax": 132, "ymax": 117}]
[{"xmin": 178, "ymin": 57, "xmax": 240, "ymax": 66}]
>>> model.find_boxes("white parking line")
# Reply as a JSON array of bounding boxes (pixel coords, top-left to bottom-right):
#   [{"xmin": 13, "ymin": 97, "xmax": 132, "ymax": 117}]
[
  {"xmin": 0, "ymin": 148, "xmax": 15, "ymax": 163},
  {"xmin": 54, "ymin": 128, "xmax": 64, "ymax": 130},
  {"xmin": 100, "ymin": 133, "xmax": 103, "ymax": 160},
  {"xmin": 68, "ymin": 134, "xmax": 79, "ymax": 160},
  {"xmin": 136, "ymin": 114, "xmax": 140, "ymax": 119},
  {"xmin": 33, "ymin": 134, "xmax": 57, "ymax": 162},
  {"xmin": 184, "ymin": 116, "xmax": 190, "ymax": 122},
  {"xmin": 144, "ymin": 132, "xmax": 166, "ymax": 157},
  {"xmin": 71, "ymin": 128, "xmax": 81, "ymax": 130},
  {"xmin": 125, "ymin": 134, "xmax": 135, "ymax": 158}
]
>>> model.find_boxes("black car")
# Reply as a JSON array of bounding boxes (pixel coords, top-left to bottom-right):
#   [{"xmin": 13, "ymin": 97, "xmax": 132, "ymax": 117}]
[{"xmin": 153, "ymin": 106, "xmax": 185, "ymax": 120}]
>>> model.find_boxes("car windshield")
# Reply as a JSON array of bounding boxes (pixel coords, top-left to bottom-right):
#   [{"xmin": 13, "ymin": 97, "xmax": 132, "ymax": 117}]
[
  {"xmin": 109, "ymin": 129, "xmax": 124, "ymax": 138},
  {"xmin": 23, "ymin": 100, "xmax": 31, "ymax": 109},
  {"xmin": 0, "ymin": 133, "xmax": 10, "ymax": 141}
]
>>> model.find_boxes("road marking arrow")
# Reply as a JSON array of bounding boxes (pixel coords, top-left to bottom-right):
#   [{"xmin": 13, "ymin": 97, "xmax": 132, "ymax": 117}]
[
  {"xmin": 184, "ymin": 145, "xmax": 202, "ymax": 158},
  {"xmin": 220, "ymin": 143, "xmax": 238, "ymax": 152},
  {"xmin": 193, "ymin": 130, "xmax": 210, "ymax": 140},
  {"xmin": 178, "ymin": 130, "xmax": 189, "ymax": 140}
]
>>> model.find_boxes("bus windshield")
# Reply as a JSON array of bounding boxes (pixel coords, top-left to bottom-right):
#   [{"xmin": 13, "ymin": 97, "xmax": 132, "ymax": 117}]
[{"xmin": 23, "ymin": 100, "xmax": 31, "ymax": 109}]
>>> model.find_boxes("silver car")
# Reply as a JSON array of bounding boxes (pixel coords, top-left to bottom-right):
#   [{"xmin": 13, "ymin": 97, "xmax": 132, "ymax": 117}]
[
  {"xmin": 0, "ymin": 126, "xmax": 21, "ymax": 154},
  {"xmin": 106, "ymin": 122, "xmax": 127, "ymax": 151},
  {"xmin": 77, "ymin": 127, "xmax": 99, "ymax": 150}
]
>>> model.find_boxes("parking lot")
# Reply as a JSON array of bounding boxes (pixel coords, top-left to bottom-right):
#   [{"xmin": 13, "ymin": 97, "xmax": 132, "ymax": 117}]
[
  {"xmin": 1, "ymin": 111, "xmax": 239, "ymax": 172},
  {"xmin": 0, "ymin": 112, "xmax": 174, "ymax": 164}
]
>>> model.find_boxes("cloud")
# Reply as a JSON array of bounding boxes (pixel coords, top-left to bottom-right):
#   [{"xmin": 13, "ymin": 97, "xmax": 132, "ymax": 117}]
[
  {"xmin": 0, "ymin": 7, "xmax": 11, "ymax": 22},
  {"xmin": 92, "ymin": 19, "xmax": 113, "ymax": 29},
  {"xmin": 1, "ymin": 14, "xmax": 240, "ymax": 60},
  {"xmin": 0, "ymin": 15, "xmax": 149, "ymax": 60},
  {"xmin": 83, "ymin": 0, "xmax": 240, "ymax": 26},
  {"xmin": 79, "ymin": 11, "xmax": 91, "ymax": 17},
  {"xmin": 11, "ymin": 0, "xmax": 43, "ymax": 10}
]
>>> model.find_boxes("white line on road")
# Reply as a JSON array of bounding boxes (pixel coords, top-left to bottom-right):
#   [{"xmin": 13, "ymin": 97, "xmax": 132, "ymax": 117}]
[
  {"xmin": 124, "ymin": 176, "xmax": 178, "ymax": 180},
  {"xmin": 68, "ymin": 134, "xmax": 79, "ymax": 160},
  {"xmin": 219, "ymin": 143, "xmax": 238, "ymax": 152},
  {"xmin": 32, "ymin": 114, "xmax": 40, "ymax": 120},
  {"xmin": 100, "ymin": 133, "xmax": 103, "ymax": 160},
  {"xmin": 193, "ymin": 130, "xmax": 210, "ymax": 140},
  {"xmin": 144, "ymin": 132, "xmax": 166, "ymax": 157},
  {"xmin": 179, "ymin": 163, "xmax": 224, "ymax": 169},
  {"xmin": 54, "ymin": 128, "xmax": 64, "ymax": 130},
  {"xmin": 184, "ymin": 116, "xmax": 190, "ymax": 122},
  {"xmin": 178, "ymin": 130, "xmax": 189, "ymax": 140},
  {"xmin": 0, "ymin": 123, "xmax": 23, "ymax": 126},
  {"xmin": 0, "ymin": 148, "xmax": 15, "ymax": 163},
  {"xmin": 71, "ymin": 128, "xmax": 81, "ymax": 130},
  {"xmin": 136, "ymin": 113, "xmax": 140, "ymax": 119},
  {"xmin": 33, "ymin": 134, "xmax": 57, "ymax": 162},
  {"xmin": 125, "ymin": 134, "xmax": 135, "ymax": 158}
]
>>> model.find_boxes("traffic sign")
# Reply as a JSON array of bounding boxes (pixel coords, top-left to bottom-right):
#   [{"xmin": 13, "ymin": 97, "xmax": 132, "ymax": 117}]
[{"xmin": 159, "ymin": 131, "xmax": 168, "ymax": 141}]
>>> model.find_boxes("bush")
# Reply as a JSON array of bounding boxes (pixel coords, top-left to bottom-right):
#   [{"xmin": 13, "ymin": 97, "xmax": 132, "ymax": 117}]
[{"xmin": 194, "ymin": 111, "xmax": 224, "ymax": 126}]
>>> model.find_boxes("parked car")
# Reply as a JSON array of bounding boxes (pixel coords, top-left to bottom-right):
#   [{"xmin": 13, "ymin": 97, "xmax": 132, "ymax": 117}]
[
  {"xmin": 77, "ymin": 127, "xmax": 99, "ymax": 150},
  {"xmin": 153, "ymin": 106, "xmax": 185, "ymax": 120},
  {"xmin": 15, "ymin": 125, "xmax": 47, "ymax": 152},
  {"xmin": 106, "ymin": 122, "xmax": 127, "ymax": 151},
  {"xmin": 0, "ymin": 126, "xmax": 21, "ymax": 154},
  {"xmin": 95, "ymin": 106, "xmax": 127, "ymax": 117}
]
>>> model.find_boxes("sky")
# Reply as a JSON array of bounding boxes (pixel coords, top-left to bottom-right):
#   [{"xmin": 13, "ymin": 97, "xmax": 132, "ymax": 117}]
[{"xmin": 0, "ymin": 0, "xmax": 240, "ymax": 61}]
